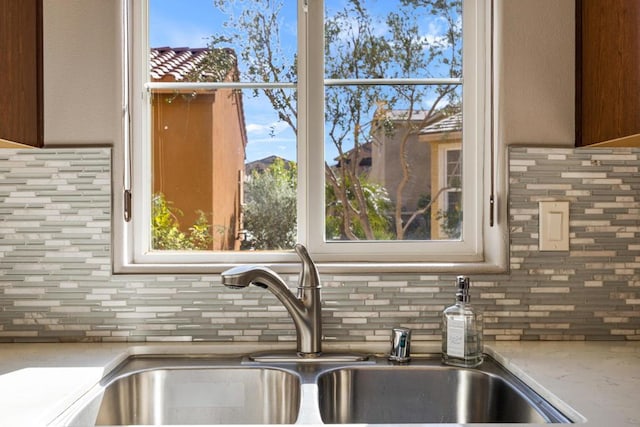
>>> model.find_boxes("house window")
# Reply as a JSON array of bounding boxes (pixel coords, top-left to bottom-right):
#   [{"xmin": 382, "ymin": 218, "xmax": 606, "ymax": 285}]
[
  {"xmin": 441, "ymin": 147, "xmax": 462, "ymax": 239},
  {"xmin": 115, "ymin": 0, "xmax": 503, "ymax": 272}
]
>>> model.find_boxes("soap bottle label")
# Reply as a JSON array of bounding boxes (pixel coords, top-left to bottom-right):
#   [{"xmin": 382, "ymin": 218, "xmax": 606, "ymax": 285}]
[{"xmin": 447, "ymin": 316, "xmax": 465, "ymax": 358}]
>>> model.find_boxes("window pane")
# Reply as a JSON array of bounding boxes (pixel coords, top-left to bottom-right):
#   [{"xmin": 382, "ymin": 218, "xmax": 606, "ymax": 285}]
[
  {"xmin": 324, "ymin": 83, "xmax": 462, "ymax": 242},
  {"xmin": 148, "ymin": 1, "xmax": 298, "ymax": 252},
  {"xmin": 322, "ymin": 0, "xmax": 463, "ymax": 243},
  {"xmin": 149, "ymin": 0, "xmax": 297, "ymax": 84},
  {"xmin": 324, "ymin": 0, "xmax": 463, "ymax": 80},
  {"xmin": 447, "ymin": 149, "xmax": 461, "ymax": 182}
]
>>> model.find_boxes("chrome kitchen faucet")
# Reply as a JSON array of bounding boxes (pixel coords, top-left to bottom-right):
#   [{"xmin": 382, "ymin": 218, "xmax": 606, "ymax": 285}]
[{"xmin": 221, "ymin": 243, "xmax": 322, "ymax": 357}]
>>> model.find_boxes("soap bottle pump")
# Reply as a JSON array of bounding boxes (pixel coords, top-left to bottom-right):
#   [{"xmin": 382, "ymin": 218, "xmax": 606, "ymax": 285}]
[{"xmin": 442, "ymin": 276, "xmax": 483, "ymax": 367}]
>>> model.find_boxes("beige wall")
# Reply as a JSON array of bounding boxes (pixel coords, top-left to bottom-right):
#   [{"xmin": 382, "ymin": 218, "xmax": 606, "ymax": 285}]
[
  {"xmin": 43, "ymin": 0, "xmax": 119, "ymax": 146},
  {"xmin": 41, "ymin": 0, "xmax": 575, "ymax": 148},
  {"xmin": 370, "ymin": 127, "xmax": 430, "ymax": 213},
  {"xmin": 497, "ymin": 0, "xmax": 575, "ymax": 146}
]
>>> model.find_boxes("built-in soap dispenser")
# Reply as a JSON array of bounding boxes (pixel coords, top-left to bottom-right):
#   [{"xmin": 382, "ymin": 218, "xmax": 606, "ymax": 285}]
[
  {"xmin": 442, "ymin": 276, "xmax": 483, "ymax": 367},
  {"xmin": 388, "ymin": 327, "xmax": 411, "ymax": 362}
]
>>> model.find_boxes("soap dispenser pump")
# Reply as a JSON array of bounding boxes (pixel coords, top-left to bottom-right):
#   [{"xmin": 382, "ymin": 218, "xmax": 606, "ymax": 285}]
[{"xmin": 442, "ymin": 276, "xmax": 483, "ymax": 367}]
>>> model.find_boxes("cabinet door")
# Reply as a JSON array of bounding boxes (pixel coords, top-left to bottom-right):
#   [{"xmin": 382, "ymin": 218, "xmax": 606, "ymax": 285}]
[
  {"xmin": 0, "ymin": 0, "xmax": 43, "ymax": 148},
  {"xmin": 576, "ymin": 0, "xmax": 640, "ymax": 147}
]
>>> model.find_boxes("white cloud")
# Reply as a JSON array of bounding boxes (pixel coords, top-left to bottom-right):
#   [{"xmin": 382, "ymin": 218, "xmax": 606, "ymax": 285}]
[
  {"xmin": 243, "ymin": 119, "xmax": 296, "ymax": 162},
  {"xmin": 245, "ymin": 137, "xmax": 296, "ymax": 162},
  {"xmin": 246, "ymin": 121, "xmax": 291, "ymax": 137}
]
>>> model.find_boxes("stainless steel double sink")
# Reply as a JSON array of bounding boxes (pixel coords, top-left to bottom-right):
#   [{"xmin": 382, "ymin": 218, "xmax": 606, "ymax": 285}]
[{"xmin": 52, "ymin": 354, "xmax": 573, "ymax": 425}]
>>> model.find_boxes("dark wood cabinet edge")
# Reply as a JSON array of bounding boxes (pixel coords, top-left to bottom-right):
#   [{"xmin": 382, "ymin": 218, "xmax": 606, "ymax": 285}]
[
  {"xmin": 575, "ymin": 0, "xmax": 640, "ymax": 148},
  {"xmin": 575, "ymin": 0, "xmax": 583, "ymax": 147},
  {"xmin": 35, "ymin": 0, "xmax": 44, "ymax": 148},
  {"xmin": 0, "ymin": 0, "xmax": 44, "ymax": 148}
]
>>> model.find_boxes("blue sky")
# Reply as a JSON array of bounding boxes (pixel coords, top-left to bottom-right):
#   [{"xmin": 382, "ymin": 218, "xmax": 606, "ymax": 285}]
[{"xmin": 150, "ymin": 0, "xmax": 217, "ymax": 48}]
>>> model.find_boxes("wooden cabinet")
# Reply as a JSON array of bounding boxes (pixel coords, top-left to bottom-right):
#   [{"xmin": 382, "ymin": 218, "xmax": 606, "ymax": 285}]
[
  {"xmin": 576, "ymin": 0, "xmax": 640, "ymax": 147},
  {"xmin": 0, "ymin": 0, "xmax": 43, "ymax": 148}
]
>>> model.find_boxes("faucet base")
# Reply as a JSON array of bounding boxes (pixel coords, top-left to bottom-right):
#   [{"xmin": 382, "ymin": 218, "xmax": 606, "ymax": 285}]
[{"xmin": 246, "ymin": 351, "xmax": 371, "ymax": 363}]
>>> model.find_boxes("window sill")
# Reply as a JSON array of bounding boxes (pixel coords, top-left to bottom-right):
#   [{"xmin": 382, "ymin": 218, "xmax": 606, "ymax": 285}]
[{"xmin": 113, "ymin": 258, "xmax": 508, "ymax": 275}]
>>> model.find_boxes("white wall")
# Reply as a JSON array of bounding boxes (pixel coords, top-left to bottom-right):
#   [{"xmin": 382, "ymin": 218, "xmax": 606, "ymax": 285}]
[
  {"xmin": 41, "ymin": 0, "xmax": 575, "ymax": 148},
  {"xmin": 43, "ymin": 0, "xmax": 120, "ymax": 146}
]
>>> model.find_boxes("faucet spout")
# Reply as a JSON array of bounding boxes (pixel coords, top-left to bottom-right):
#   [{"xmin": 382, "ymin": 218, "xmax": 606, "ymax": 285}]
[{"xmin": 221, "ymin": 244, "xmax": 323, "ymax": 357}]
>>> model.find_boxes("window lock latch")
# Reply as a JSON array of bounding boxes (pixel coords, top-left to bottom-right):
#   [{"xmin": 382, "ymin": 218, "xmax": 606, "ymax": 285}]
[{"xmin": 124, "ymin": 189, "xmax": 132, "ymax": 222}]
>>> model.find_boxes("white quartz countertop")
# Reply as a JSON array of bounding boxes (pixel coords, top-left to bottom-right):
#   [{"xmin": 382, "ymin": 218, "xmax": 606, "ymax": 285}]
[{"xmin": 0, "ymin": 341, "xmax": 637, "ymax": 426}]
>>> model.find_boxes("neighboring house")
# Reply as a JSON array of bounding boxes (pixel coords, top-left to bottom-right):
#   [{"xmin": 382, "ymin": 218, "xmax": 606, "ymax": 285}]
[
  {"xmin": 333, "ymin": 141, "xmax": 373, "ymax": 177},
  {"xmin": 150, "ymin": 47, "xmax": 247, "ymax": 250},
  {"xmin": 369, "ymin": 110, "xmax": 443, "ymax": 216},
  {"xmin": 420, "ymin": 112, "xmax": 462, "ymax": 239},
  {"xmin": 362, "ymin": 109, "xmax": 462, "ymax": 239}
]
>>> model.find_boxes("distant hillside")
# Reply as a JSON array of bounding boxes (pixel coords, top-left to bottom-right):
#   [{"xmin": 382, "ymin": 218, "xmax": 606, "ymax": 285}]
[{"xmin": 245, "ymin": 155, "xmax": 295, "ymax": 175}]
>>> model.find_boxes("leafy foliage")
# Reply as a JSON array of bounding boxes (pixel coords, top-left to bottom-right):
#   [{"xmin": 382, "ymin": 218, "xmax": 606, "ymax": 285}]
[
  {"xmin": 242, "ymin": 158, "xmax": 297, "ymax": 250},
  {"xmin": 152, "ymin": 193, "xmax": 212, "ymax": 250},
  {"xmin": 186, "ymin": 37, "xmax": 239, "ymax": 82},
  {"xmin": 212, "ymin": 0, "xmax": 298, "ymax": 132},
  {"xmin": 404, "ymin": 194, "xmax": 433, "ymax": 240},
  {"xmin": 436, "ymin": 206, "xmax": 462, "ymax": 239},
  {"xmin": 326, "ymin": 175, "xmax": 393, "ymax": 240}
]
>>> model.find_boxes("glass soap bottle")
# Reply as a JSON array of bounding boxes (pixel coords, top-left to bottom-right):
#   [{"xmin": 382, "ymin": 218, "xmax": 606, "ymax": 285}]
[{"xmin": 442, "ymin": 276, "xmax": 483, "ymax": 367}]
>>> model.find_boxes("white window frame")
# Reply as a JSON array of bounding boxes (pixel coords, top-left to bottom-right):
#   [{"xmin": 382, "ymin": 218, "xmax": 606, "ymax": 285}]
[{"xmin": 113, "ymin": 0, "xmax": 507, "ymax": 274}]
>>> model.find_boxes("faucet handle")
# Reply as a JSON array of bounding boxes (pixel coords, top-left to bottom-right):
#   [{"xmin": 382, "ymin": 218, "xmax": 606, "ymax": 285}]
[{"xmin": 295, "ymin": 244, "xmax": 320, "ymax": 289}]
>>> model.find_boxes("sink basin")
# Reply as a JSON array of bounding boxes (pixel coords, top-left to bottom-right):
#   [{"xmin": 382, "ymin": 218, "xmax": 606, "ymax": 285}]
[
  {"xmin": 57, "ymin": 357, "xmax": 300, "ymax": 426},
  {"xmin": 95, "ymin": 368, "xmax": 299, "ymax": 425},
  {"xmin": 52, "ymin": 354, "xmax": 573, "ymax": 426},
  {"xmin": 317, "ymin": 359, "xmax": 571, "ymax": 424}
]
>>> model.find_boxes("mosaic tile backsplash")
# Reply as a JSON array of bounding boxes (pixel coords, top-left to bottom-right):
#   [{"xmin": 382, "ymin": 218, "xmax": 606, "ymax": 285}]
[{"xmin": 0, "ymin": 147, "xmax": 638, "ymax": 343}]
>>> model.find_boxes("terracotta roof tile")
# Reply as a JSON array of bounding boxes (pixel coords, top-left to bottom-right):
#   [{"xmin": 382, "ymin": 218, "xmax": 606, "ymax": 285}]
[
  {"xmin": 420, "ymin": 112, "xmax": 462, "ymax": 134},
  {"xmin": 150, "ymin": 47, "xmax": 209, "ymax": 82},
  {"xmin": 385, "ymin": 109, "xmax": 435, "ymax": 122}
]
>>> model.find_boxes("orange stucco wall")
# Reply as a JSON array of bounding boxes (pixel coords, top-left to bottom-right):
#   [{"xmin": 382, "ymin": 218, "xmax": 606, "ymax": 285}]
[{"xmin": 152, "ymin": 89, "xmax": 245, "ymax": 250}]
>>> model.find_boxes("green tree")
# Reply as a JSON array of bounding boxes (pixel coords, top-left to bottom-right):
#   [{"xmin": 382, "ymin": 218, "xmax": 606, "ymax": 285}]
[
  {"xmin": 404, "ymin": 194, "xmax": 432, "ymax": 240},
  {"xmin": 436, "ymin": 206, "xmax": 462, "ymax": 239},
  {"xmin": 152, "ymin": 193, "xmax": 212, "ymax": 250},
  {"xmin": 326, "ymin": 175, "xmax": 393, "ymax": 240},
  {"xmin": 242, "ymin": 158, "xmax": 297, "ymax": 250}
]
